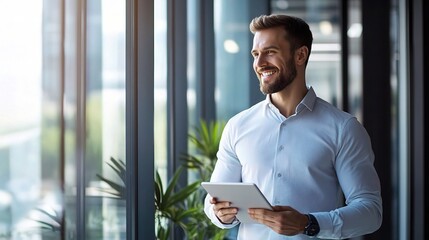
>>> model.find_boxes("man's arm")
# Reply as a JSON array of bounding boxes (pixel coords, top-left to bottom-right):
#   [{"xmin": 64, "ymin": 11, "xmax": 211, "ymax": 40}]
[
  {"xmin": 203, "ymin": 121, "xmax": 243, "ymax": 228},
  {"xmin": 316, "ymin": 118, "xmax": 382, "ymax": 238}
]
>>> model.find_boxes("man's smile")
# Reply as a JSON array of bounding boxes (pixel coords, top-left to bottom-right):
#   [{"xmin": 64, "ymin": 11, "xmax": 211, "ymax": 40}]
[{"xmin": 259, "ymin": 69, "xmax": 277, "ymax": 82}]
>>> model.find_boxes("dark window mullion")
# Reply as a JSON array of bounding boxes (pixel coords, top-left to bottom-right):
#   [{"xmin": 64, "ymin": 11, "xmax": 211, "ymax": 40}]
[
  {"xmin": 126, "ymin": 0, "xmax": 155, "ymax": 239},
  {"xmin": 166, "ymin": 0, "xmax": 188, "ymax": 239},
  {"xmin": 340, "ymin": 0, "xmax": 349, "ymax": 112},
  {"xmin": 76, "ymin": 0, "xmax": 87, "ymax": 239}
]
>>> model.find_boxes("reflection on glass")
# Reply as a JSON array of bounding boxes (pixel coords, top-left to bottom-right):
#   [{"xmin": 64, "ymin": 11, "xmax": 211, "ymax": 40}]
[
  {"xmin": 85, "ymin": 0, "xmax": 126, "ymax": 239},
  {"xmin": 348, "ymin": 0, "xmax": 363, "ymax": 121},
  {"xmin": 154, "ymin": 0, "xmax": 168, "ymax": 183},
  {"xmin": 214, "ymin": 0, "xmax": 251, "ymax": 120},
  {"xmin": 0, "ymin": 0, "xmax": 127, "ymax": 239},
  {"xmin": 0, "ymin": 1, "xmax": 62, "ymax": 239}
]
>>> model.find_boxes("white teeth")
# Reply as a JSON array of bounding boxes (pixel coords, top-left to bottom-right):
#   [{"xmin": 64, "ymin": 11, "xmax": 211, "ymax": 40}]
[{"xmin": 261, "ymin": 71, "xmax": 275, "ymax": 77}]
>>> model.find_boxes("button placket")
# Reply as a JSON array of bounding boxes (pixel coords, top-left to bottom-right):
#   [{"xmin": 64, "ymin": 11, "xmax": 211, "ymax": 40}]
[{"xmin": 273, "ymin": 121, "xmax": 287, "ymax": 207}]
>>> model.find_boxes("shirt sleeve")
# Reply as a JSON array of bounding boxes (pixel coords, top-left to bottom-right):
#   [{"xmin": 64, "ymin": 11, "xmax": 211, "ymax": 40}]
[
  {"xmin": 314, "ymin": 117, "xmax": 383, "ymax": 239},
  {"xmin": 204, "ymin": 194, "xmax": 240, "ymax": 229},
  {"xmin": 203, "ymin": 120, "xmax": 243, "ymax": 228}
]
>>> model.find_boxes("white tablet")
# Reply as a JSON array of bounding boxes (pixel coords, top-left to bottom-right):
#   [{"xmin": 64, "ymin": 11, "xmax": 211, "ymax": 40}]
[{"xmin": 201, "ymin": 182, "xmax": 273, "ymax": 224}]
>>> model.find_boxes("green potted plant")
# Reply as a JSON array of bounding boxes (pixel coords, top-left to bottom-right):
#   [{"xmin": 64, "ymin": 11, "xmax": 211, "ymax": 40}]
[
  {"xmin": 97, "ymin": 120, "xmax": 229, "ymax": 239},
  {"xmin": 180, "ymin": 120, "xmax": 229, "ymax": 239},
  {"xmin": 155, "ymin": 120, "xmax": 229, "ymax": 240},
  {"xmin": 154, "ymin": 167, "xmax": 201, "ymax": 239},
  {"xmin": 183, "ymin": 120, "xmax": 225, "ymax": 182}
]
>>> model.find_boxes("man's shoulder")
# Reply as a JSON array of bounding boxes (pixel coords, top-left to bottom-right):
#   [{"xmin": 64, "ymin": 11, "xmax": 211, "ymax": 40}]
[
  {"xmin": 314, "ymin": 97, "xmax": 353, "ymax": 118},
  {"xmin": 229, "ymin": 100, "xmax": 267, "ymax": 122}
]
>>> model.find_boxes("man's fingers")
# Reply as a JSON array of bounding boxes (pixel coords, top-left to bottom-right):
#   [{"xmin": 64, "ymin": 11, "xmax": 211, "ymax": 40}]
[
  {"xmin": 217, "ymin": 208, "xmax": 238, "ymax": 217},
  {"xmin": 213, "ymin": 203, "xmax": 238, "ymax": 217},
  {"xmin": 248, "ymin": 208, "xmax": 272, "ymax": 218},
  {"xmin": 212, "ymin": 201, "xmax": 231, "ymax": 211},
  {"xmin": 249, "ymin": 209, "xmax": 275, "ymax": 223}
]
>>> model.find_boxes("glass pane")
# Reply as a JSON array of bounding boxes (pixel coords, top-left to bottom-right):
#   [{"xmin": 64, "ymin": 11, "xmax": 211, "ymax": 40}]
[
  {"xmin": 85, "ymin": 0, "xmax": 126, "ymax": 239},
  {"xmin": 154, "ymin": 0, "xmax": 168, "ymax": 182},
  {"xmin": 0, "ymin": 1, "xmax": 63, "ymax": 239},
  {"xmin": 64, "ymin": 0, "xmax": 78, "ymax": 238},
  {"xmin": 214, "ymin": 0, "xmax": 252, "ymax": 120},
  {"xmin": 271, "ymin": 0, "xmax": 342, "ymax": 107},
  {"xmin": 187, "ymin": 0, "xmax": 197, "ymax": 130},
  {"xmin": 154, "ymin": 1, "xmax": 167, "ymax": 236},
  {"xmin": 348, "ymin": 0, "xmax": 363, "ymax": 121}
]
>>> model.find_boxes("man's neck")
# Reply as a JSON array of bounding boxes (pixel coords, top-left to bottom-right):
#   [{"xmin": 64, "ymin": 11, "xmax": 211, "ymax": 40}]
[{"xmin": 270, "ymin": 84, "xmax": 308, "ymax": 118}]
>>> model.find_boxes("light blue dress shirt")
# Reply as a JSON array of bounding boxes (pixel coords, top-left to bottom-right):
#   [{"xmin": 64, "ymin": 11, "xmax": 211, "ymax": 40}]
[{"xmin": 204, "ymin": 87, "xmax": 382, "ymax": 239}]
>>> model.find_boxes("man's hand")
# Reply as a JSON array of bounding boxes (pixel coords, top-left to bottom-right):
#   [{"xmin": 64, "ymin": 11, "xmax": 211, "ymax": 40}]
[
  {"xmin": 248, "ymin": 206, "xmax": 308, "ymax": 236},
  {"xmin": 210, "ymin": 197, "xmax": 238, "ymax": 224}
]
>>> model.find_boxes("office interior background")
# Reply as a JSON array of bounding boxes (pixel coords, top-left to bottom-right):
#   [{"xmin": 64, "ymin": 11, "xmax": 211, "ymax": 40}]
[{"xmin": 0, "ymin": 0, "xmax": 427, "ymax": 239}]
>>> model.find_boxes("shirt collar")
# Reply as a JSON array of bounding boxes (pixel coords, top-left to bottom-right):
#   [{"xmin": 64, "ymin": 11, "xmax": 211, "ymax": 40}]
[
  {"xmin": 299, "ymin": 86, "xmax": 317, "ymax": 112},
  {"xmin": 264, "ymin": 86, "xmax": 317, "ymax": 113}
]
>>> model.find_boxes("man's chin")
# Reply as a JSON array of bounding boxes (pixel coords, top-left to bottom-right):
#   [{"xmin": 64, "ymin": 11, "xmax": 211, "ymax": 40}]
[{"xmin": 260, "ymin": 86, "xmax": 274, "ymax": 95}]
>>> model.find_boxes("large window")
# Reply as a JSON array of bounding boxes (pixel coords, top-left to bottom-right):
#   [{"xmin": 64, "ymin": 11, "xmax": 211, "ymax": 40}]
[
  {"xmin": 0, "ymin": 0, "xmax": 126, "ymax": 239},
  {"xmin": 0, "ymin": 1, "xmax": 62, "ymax": 238},
  {"xmin": 214, "ymin": 0, "xmax": 253, "ymax": 120},
  {"xmin": 82, "ymin": 1, "xmax": 126, "ymax": 238}
]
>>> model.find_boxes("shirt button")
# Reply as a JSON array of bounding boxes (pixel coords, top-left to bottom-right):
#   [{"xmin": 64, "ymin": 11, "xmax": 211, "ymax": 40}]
[
  {"xmin": 279, "ymin": 145, "xmax": 284, "ymax": 151},
  {"xmin": 277, "ymin": 173, "xmax": 282, "ymax": 177}
]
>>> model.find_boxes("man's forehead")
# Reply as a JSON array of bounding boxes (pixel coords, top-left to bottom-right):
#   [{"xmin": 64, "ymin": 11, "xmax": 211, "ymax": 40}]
[{"xmin": 252, "ymin": 28, "xmax": 289, "ymax": 49}]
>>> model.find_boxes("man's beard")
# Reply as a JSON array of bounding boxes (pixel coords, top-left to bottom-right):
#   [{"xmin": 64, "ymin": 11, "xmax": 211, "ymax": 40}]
[{"xmin": 259, "ymin": 58, "xmax": 297, "ymax": 95}]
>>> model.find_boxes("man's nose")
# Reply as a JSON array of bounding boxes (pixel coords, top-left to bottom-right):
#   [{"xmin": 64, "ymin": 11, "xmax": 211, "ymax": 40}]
[{"xmin": 254, "ymin": 55, "xmax": 267, "ymax": 68}]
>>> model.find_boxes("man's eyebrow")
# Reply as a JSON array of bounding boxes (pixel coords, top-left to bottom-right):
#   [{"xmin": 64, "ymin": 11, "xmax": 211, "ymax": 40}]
[{"xmin": 251, "ymin": 46, "xmax": 280, "ymax": 54}]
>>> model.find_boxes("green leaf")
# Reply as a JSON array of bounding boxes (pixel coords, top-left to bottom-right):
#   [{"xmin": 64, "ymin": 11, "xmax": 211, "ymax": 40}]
[
  {"xmin": 165, "ymin": 181, "xmax": 200, "ymax": 209},
  {"xmin": 175, "ymin": 207, "xmax": 200, "ymax": 221},
  {"xmin": 161, "ymin": 167, "xmax": 184, "ymax": 209},
  {"xmin": 181, "ymin": 154, "xmax": 204, "ymax": 169},
  {"xmin": 96, "ymin": 157, "xmax": 127, "ymax": 199},
  {"xmin": 154, "ymin": 170, "xmax": 163, "ymax": 208},
  {"xmin": 96, "ymin": 174, "xmax": 126, "ymax": 198},
  {"xmin": 35, "ymin": 208, "xmax": 61, "ymax": 224},
  {"xmin": 108, "ymin": 157, "xmax": 126, "ymax": 182},
  {"xmin": 34, "ymin": 220, "xmax": 61, "ymax": 232}
]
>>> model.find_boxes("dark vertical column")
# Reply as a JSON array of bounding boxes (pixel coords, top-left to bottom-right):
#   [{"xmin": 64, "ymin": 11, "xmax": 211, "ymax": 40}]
[
  {"xmin": 410, "ymin": 0, "xmax": 427, "ymax": 239},
  {"xmin": 340, "ymin": 0, "xmax": 349, "ymax": 112},
  {"xmin": 425, "ymin": 1, "xmax": 429, "ymax": 238},
  {"xmin": 361, "ymin": 0, "xmax": 391, "ymax": 239},
  {"xmin": 76, "ymin": 0, "xmax": 87, "ymax": 239},
  {"xmin": 195, "ymin": 0, "xmax": 216, "ymax": 122},
  {"xmin": 167, "ymin": 0, "xmax": 188, "ymax": 239},
  {"xmin": 166, "ymin": 0, "xmax": 188, "ymax": 176},
  {"xmin": 126, "ymin": 0, "xmax": 155, "ymax": 239},
  {"xmin": 59, "ymin": 0, "xmax": 66, "ymax": 238}
]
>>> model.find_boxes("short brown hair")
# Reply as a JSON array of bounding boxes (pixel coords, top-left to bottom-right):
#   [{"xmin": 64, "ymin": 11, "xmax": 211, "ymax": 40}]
[{"xmin": 250, "ymin": 14, "xmax": 313, "ymax": 64}]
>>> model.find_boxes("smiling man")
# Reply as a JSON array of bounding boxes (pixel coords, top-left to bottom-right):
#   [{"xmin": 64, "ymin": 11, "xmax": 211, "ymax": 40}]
[{"xmin": 204, "ymin": 14, "xmax": 382, "ymax": 239}]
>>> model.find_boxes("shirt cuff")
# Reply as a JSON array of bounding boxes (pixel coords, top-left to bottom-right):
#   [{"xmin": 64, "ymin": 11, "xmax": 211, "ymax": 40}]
[
  {"xmin": 204, "ymin": 195, "xmax": 240, "ymax": 229},
  {"xmin": 310, "ymin": 212, "xmax": 334, "ymax": 238}
]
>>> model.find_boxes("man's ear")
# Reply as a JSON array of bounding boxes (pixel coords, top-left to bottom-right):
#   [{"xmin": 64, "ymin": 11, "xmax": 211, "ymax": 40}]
[{"xmin": 295, "ymin": 46, "xmax": 309, "ymax": 66}]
